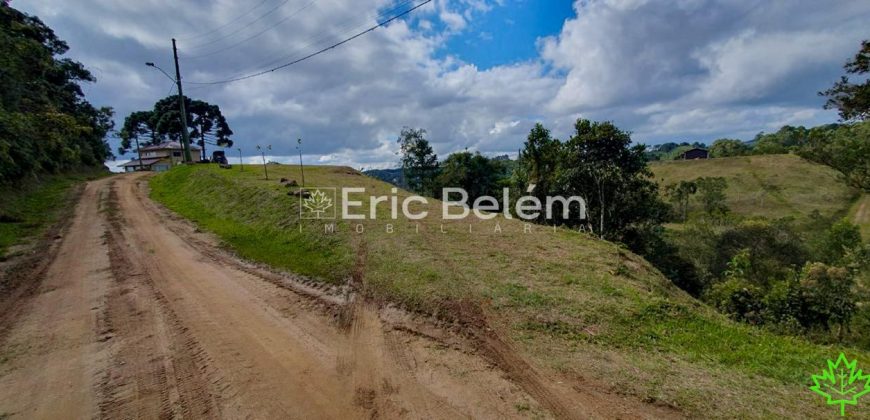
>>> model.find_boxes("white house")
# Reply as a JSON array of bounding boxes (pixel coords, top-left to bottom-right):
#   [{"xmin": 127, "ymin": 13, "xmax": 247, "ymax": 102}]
[{"xmin": 119, "ymin": 141, "xmax": 201, "ymax": 172}]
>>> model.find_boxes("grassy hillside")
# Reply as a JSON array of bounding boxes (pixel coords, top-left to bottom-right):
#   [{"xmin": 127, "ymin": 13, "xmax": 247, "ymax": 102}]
[
  {"xmin": 150, "ymin": 164, "xmax": 869, "ymax": 418},
  {"xmin": 849, "ymin": 194, "xmax": 870, "ymax": 241},
  {"xmin": 651, "ymin": 154, "xmax": 858, "ymax": 223},
  {"xmin": 0, "ymin": 170, "xmax": 105, "ymax": 259}
]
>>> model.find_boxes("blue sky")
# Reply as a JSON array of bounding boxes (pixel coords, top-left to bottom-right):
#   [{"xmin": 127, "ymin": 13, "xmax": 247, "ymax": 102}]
[
  {"xmin": 435, "ymin": 0, "xmax": 575, "ymax": 69},
  {"xmin": 15, "ymin": 0, "xmax": 870, "ymax": 168}
]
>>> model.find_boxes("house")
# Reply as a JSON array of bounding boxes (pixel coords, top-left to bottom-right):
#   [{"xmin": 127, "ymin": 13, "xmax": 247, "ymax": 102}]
[
  {"xmin": 119, "ymin": 141, "xmax": 201, "ymax": 172},
  {"xmin": 679, "ymin": 148, "xmax": 709, "ymax": 160}
]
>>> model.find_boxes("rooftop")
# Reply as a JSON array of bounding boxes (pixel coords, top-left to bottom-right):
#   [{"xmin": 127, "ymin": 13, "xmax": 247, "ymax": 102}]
[{"xmin": 140, "ymin": 141, "xmax": 201, "ymax": 152}]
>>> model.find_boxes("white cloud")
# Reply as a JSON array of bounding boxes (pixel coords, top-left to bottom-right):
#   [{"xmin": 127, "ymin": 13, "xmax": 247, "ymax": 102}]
[{"xmin": 15, "ymin": 0, "xmax": 870, "ymax": 167}]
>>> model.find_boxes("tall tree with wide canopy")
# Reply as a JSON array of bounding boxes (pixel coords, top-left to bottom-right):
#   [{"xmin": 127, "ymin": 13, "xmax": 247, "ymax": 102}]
[
  {"xmin": 556, "ymin": 119, "xmax": 667, "ymax": 239},
  {"xmin": 119, "ymin": 96, "xmax": 234, "ymax": 160}
]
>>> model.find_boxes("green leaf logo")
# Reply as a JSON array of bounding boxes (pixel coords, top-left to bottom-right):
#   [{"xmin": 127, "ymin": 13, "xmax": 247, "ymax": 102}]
[{"xmin": 810, "ymin": 353, "xmax": 870, "ymax": 416}]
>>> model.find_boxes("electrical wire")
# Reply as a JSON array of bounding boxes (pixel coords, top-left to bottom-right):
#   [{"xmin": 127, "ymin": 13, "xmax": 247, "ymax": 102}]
[
  {"xmin": 184, "ymin": 0, "xmax": 319, "ymax": 59},
  {"xmin": 186, "ymin": 0, "xmax": 432, "ymax": 86},
  {"xmin": 185, "ymin": 0, "xmax": 293, "ymax": 51},
  {"xmin": 185, "ymin": 0, "xmax": 415, "ymax": 84},
  {"xmin": 232, "ymin": 0, "xmax": 415, "ymax": 74},
  {"xmin": 176, "ymin": 0, "xmax": 274, "ymax": 40}
]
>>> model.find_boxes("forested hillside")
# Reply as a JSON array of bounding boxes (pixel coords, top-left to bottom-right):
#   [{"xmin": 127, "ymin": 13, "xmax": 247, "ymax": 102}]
[{"xmin": 0, "ymin": 1, "xmax": 113, "ymax": 184}]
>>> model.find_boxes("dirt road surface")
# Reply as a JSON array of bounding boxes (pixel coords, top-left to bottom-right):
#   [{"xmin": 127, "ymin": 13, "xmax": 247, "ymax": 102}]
[{"xmin": 0, "ymin": 173, "xmax": 675, "ymax": 419}]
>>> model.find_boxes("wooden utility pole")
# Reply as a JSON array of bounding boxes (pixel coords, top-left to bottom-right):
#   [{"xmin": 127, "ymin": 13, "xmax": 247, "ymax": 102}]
[{"xmin": 171, "ymin": 38, "xmax": 193, "ymax": 163}]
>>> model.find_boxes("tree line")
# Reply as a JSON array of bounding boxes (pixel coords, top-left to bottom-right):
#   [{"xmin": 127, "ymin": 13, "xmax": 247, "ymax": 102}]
[{"xmin": 0, "ymin": 1, "xmax": 114, "ymax": 184}]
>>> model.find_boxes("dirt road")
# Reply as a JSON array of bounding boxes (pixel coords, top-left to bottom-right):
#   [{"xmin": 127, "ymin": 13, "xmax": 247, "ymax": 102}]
[{"xmin": 0, "ymin": 173, "xmax": 672, "ymax": 419}]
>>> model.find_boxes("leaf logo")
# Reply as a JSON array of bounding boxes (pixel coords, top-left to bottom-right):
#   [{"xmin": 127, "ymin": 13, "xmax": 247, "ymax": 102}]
[
  {"xmin": 810, "ymin": 353, "xmax": 870, "ymax": 416},
  {"xmin": 302, "ymin": 189, "xmax": 334, "ymax": 219}
]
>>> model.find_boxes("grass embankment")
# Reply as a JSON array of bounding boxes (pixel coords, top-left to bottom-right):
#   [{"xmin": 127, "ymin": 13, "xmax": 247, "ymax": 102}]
[
  {"xmin": 151, "ymin": 164, "xmax": 869, "ymax": 418},
  {"xmin": 848, "ymin": 193, "xmax": 870, "ymax": 241},
  {"xmin": 0, "ymin": 170, "xmax": 105, "ymax": 259},
  {"xmin": 651, "ymin": 154, "xmax": 858, "ymax": 224}
]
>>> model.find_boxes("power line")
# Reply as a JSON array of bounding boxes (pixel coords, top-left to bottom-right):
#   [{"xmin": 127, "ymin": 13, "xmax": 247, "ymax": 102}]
[
  {"xmin": 231, "ymin": 0, "xmax": 415, "ymax": 74},
  {"xmin": 186, "ymin": 0, "xmax": 433, "ymax": 86},
  {"xmin": 184, "ymin": 0, "xmax": 319, "ymax": 60},
  {"xmin": 186, "ymin": 0, "xmax": 415, "ymax": 85},
  {"xmin": 186, "ymin": 0, "xmax": 293, "ymax": 51},
  {"xmin": 177, "ymin": 0, "xmax": 274, "ymax": 40}
]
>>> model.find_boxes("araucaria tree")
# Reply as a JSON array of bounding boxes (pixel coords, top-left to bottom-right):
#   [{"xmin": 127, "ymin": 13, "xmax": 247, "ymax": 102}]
[
  {"xmin": 397, "ymin": 128, "xmax": 438, "ymax": 195},
  {"xmin": 119, "ymin": 96, "xmax": 234, "ymax": 160}
]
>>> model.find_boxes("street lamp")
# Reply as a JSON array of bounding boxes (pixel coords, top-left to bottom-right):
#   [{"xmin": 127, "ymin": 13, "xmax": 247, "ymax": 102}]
[
  {"xmin": 145, "ymin": 62, "xmax": 174, "ymax": 83},
  {"xmin": 145, "ymin": 59, "xmax": 193, "ymax": 163}
]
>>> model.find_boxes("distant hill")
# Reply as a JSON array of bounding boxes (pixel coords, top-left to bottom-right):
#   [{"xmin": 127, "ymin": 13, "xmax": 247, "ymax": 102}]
[
  {"xmin": 363, "ymin": 168, "xmax": 405, "ymax": 188},
  {"xmin": 651, "ymin": 154, "xmax": 858, "ymax": 222}
]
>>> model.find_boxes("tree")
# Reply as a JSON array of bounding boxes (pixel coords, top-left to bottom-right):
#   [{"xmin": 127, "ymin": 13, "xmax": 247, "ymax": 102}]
[
  {"xmin": 817, "ymin": 219, "xmax": 863, "ymax": 265},
  {"xmin": 557, "ymin": 119, "xmax": 667, "ymax": 238},
  {"xmin": 0, "ymin": 2, "xmax": 113, "ymax": 183},
  {"xmin": 798, "ymin": 120, "xmax": 870, "ymax": 191},
  {"xmin": 709, "ymin": 139, "xmax": 751, "ymax": 158},
  {"xmin": 434, "ymin": 151, "xmax": 505, "ymax": 203},
  {"xmin": 119, "ymin": 111, "xmax": 157, "ymax": 158},
  {"xmin": 514, "ymin": 123, "xmax": 563, "ymax": 219},
  {"xmin": 694, "ymin": 177, "xmax": 729, "ymax": 218},
  {"xmin": 820, "ymin": 40, "xmax": 870, "ymax": 122},
  {"xmin": 119, "ymin": 96, "xmax": 234, "ymax": 159},
  {"xmin": 397, "ymin": 128, "xmax": 438, "ymax": 195},
  {"xmin": 799, "ymin": 263, "xmax": 856, "ymax": 337},
  {"xmin": 188, "ymin": 99, "xmax": 234, "ymax": 160},
  {"xmin": 663, "ymin": 180, "xmax": 696, "ymax": 221},
  {"xmin": 713, "ymin": 219, "xmax": 808, "ymax": 287}
]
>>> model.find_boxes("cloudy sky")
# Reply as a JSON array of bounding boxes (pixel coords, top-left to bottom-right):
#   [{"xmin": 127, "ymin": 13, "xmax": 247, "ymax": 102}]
[{"xmin": 17, "ymin": 0, "xmax": 870, "ymax": 168}]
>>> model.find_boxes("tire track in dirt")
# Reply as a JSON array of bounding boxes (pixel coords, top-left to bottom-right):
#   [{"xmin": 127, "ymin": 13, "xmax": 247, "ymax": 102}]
[
  {"xmin": 0, "ymin": 179, "xmax": 111, "ymax": 419},
  {"xmin": 97, "ymin": 180, "xmax": 221, "ymax": 419},
  {"xmin": 123, "ymin": 172, "xmax": 553, "ymax": 419},
  {"xmin": 0, "ymin": 184, "xmax": 85, "ymax": 345}
]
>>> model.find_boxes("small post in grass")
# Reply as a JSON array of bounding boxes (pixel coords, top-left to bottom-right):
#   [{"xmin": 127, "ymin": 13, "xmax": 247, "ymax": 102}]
[
  {"xmin": 237, "ymin": 148, "xmax": 244, "ymax": 171},
  {"xmin": 256, "ymin": 144, "xmax": 271, "ymax": 180},
  {"xmin": 296, "ymin": 138, "xmax": 306, "ymax": 188}
]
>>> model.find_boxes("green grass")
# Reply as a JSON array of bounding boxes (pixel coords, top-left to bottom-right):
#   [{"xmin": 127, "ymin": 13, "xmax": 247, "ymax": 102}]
[
  {"xmin": 847, "ymin": 194, "xmax": 870, "ymax": 241},
  {"xmin": 0, "ymin": 170, "xmax": 105, "ymax": 259},
  {"xmin": 651, "ymin": 154, "xmax": 858, "ymax": 223},
  {"xmin": 151, "ymin": 164, "xmax": 869, "ymax": 418}
]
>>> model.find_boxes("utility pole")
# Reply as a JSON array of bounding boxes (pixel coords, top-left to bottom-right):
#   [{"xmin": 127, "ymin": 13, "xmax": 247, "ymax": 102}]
[
  {"xmin": 172, "ymin": 38, "xmax": 193, "ymax": 163},
  {"xmin": 297, "ymin": 138, "xmax": 306, "ymax": 187}
]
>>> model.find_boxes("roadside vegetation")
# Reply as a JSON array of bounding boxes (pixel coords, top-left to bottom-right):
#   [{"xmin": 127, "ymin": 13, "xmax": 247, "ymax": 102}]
[
  {"xmin": 0, "ymin": 2, "xmax": 113, "ymax": 258},
  {"xmin": 151, "ymin": 163, "xmax": 869, "ymax": 418},
  {"xmin": 0, "ymin": 170, "xmax": 104, "ymax": 259},
  {"xmin": 0, "ymin": 2, "xmax": 114, "ymax": 185}
]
